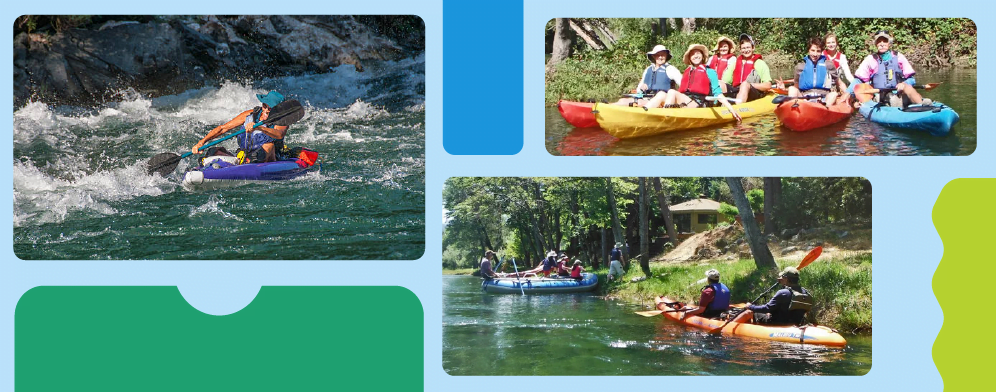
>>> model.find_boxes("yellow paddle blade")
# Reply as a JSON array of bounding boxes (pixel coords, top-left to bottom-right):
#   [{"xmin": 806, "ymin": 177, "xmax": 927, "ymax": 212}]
[
  {"xmin": 853, "ymin": 83, "xmax": 880, "ymax": 103},
  {"xmin": 635, "ymin": 310, "xmax": 664, "ymax": 317}
]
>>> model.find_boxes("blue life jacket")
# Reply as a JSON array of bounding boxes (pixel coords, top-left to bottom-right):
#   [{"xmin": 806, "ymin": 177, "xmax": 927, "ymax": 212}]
[
  {"xmin": 798, "ymin": 56, "xmax": 830, "ymax": 91},
  {"xmin": 706, "ymin": 282, "xmax": 731, "ymax": 311},
  {"xmin": 610, "ymin": 248, "xmax": 622, "ymax": 261},
  {"xmin": 871, "ymin": 51, "xmax": 904, "ymax": 90},
  {"xmin": 641, "ymin": 65, "xmax": 673, "ymax": 92}
]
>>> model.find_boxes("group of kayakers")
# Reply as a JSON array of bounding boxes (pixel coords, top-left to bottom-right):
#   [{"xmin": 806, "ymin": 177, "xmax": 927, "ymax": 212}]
[
  {"xmin": 479, "ymin": 250, "xmax": 587, "ymax": 281},
  {"xmin": 681, "ymin": 267, "xmax": 813, "ymax": 326},
  {"xmin": 618, "ymin": 29, "xmax": 935, "ymax": 113}
]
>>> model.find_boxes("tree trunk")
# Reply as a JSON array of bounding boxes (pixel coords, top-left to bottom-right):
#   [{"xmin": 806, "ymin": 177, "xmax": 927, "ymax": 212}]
[
  {"xmin": 569, "ymin": 19, "xmax": 606, "ymax": 50},
  {"xmin": 569, "ymin": 191, "xmax": 580, "ymax": 256},
  {"xmin": 682, "ymin": 18, "xmax": 696, "ymax": 33},
  {"xmin": 667, "ymin": 18, "xmax": 678, "ymax": 31},
  {"xmin": 639, "ymin": 178, "xmax": 651, "ymax": 276},
  {"xmin": 601, "ymin": 227, "xmax": 609, "ymax": 270},
  {"xmin": 763, "ymin": 177, "xmax": 781, "ymax": 235},
  {"xmin": 606, "ymin": 178, "xmax": 626, "ymax": 268},
  {"xmin": 726, "ymin": 177, "xmax": 779, "ymax": 274},
  {"xmin": 657, "ymin": 18, "xmax": 668, "ymax": 38},
  {"xmin": 652, "ymin": 177, "xmax": 678, "ymax": 246},
  {"xmin": 547, "ymin": 18, "xmax": 573, "ymax": 67},
  {"xmin": 590, "ymin": 19, "xmax": 617, "ymax": 44}
]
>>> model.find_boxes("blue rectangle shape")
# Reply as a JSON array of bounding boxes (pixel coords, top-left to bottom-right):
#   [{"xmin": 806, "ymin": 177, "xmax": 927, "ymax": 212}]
[{"xmin": 443, "ymin": 1, "xmax": 523, "ymax": 155}]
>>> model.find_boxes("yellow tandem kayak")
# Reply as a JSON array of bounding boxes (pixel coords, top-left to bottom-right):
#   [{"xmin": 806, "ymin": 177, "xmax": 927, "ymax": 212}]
[{"xmin": 592, "ymin": 94, "xmax": 779, "ymax": 139}]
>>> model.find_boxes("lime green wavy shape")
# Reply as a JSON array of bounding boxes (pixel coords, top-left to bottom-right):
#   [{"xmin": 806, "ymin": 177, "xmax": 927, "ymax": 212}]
[{"xmin": 933, "ymin": 178, "xmax": 996, "ymax": 390}]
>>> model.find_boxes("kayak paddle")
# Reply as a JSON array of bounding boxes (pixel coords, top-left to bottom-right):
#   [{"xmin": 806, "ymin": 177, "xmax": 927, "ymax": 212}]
[
  {"xmin": 853, "ymin": 82, "xmax": 942, "ymax": 103},
  {"xmin": 706, "ymin": 246, "xmax": 823, "ymax": 334},
  {"xmin": 771, "ymin": 94, "xmax": 832, "ymax": 105},
  {"xmin": 635, "ymin": 308, "xmax": 687, "ymax": 317},
  {"xmin": 146, "ymin": 100, "xmax": 305, "ymax": 176}
]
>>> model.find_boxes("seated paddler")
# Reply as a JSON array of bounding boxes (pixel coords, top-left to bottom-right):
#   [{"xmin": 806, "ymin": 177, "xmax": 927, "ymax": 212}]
[
  {"xmin": 681, "ymin": 269, "xmax": 731, "ymax": 320},
  {"xmin": 191, "ymin": 90, "xmax": 290, "ymax": 163}
]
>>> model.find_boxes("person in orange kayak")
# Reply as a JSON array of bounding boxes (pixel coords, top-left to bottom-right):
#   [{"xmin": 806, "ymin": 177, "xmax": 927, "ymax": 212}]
[
  {"xmin": 823, "ymin": 33, "xmax": 854, "ymax": 85},
  {"xmin": 681, "ymin": 269, "xmax": 731, "ymax": 320},
  {"xmin": 615, "ymin": 45, "xmax": 683, "ymax": 107},
  {"xmin": 652, "ymin": 44, "xmax": 740, "ymax": 121},
  {"xmin": 722, "ymin": 34, "xmax": 773, "ymax": 104},
  {"xmin": 849, "ymin": 30, "xmax": 929, "ymax": 107},
  {"xmin": 706, "ymin": 36, "xmax": 736, "ymax": 93},
  {"xmin": 743, "ymin": 267, "xmax": 814, "ymax": 325},
  {"xmin": 785, "ymin": 38, "xmax": 849, "ymax": 108},
  {"xmin": 191, "ymin": 91, "xmax": 290, "ymax": 163}
]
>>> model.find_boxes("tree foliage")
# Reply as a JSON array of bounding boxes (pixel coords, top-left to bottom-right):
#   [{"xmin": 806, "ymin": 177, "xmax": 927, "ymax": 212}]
[{"xmin": 443, "ymin": 178, "xmax": 871, "ymax": 270}]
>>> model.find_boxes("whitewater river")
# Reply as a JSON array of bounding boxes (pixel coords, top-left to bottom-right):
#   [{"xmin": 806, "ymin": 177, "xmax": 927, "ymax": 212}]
[{"xmin": 14, "ymin": 56, "xmax": 425, "ymax": 260}]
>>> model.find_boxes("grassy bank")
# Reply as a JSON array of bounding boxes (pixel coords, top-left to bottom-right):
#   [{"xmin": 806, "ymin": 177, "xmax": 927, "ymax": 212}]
[
  {"xmin": 591, "ymin": 253, "xmax": 872, "ymax": 333},
  {"xmin": 442, "ymin": 268, "xmax": 477, "ymax": 276}
]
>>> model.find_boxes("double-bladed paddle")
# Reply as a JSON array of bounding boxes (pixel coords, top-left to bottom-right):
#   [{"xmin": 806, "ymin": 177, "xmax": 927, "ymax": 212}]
[
  {"xmin": 704, "ymin": 246, "xmax": 824, "ymax": 334},
  {"xmin": 146, "ymin": 99, "xmax": 305, "ymax": 176}
]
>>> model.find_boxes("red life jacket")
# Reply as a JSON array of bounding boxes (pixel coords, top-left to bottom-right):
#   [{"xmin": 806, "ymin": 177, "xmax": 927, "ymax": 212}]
[
  {"xmin": 571, "ymin": 265, "xmax": 582, "ymax": 278},
  {"xmin": 680, "ymin": 65, "xmax": 712, "ymax": 96},
  {"xmin": 823, "ymin": 50, "xmax": 843, "ymax": 69},
  {"xmin": 732, "ymin": 54, "xmax": 763, "ymax": 85},
  {"xmin": 707, "ymin": 54, "xmax": 733, "ymax": 79}
]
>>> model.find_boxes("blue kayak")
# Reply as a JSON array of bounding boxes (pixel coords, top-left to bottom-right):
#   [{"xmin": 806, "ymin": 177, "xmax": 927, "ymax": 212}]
[
  {"xmin": 182, "ymin": 150, "xmax": 320, "ymax": 190},
  {"xmin": 482, "ymin": 273, "xmax": 598, "ymax": 294},
  {"xmin": 858, "ymin": 101, "xmax": 959, "ymax": 136}
]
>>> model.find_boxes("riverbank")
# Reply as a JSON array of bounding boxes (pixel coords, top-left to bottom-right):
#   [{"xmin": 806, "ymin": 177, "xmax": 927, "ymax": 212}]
[
  {"xmin": 442, "ymin": 268, "xmax": 476, "ymax": 276},
  {"xmin": 546, "ymin": 19, "xmax": 976, "ymax": 104},
  {"xmin": 14, "ymin": 15, "xmax": 424, "ymax": 108}
]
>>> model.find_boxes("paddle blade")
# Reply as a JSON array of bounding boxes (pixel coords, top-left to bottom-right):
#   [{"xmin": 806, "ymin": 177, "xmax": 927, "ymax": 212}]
[
  {"xmin": 771, "ymin": 88, "xmax": 790, "ymax": 96},
  {"xmin": 146, "ymin": 153, "xmax": 182, "ymax": 176},
  {"xmin": 267, "ymin": 100, "xmax": 306, "ymax": 126},
  {"xmin": 797, "ymin": 246, "xmax": 823, "ymax": 270},
  {"xmin": 772, "ymin": 95, "xmax": 794, "ymax": 105},
  {"xmin": 635, "ymin": 310, "xmax": 663, "ymax": 317},
  {"xmin": 922, "ymin": 82, "xmax": 942, "ymax": 91},
  {"xmin": 853, "ymin": 83, "xmax": 879, "ymax": 103}
]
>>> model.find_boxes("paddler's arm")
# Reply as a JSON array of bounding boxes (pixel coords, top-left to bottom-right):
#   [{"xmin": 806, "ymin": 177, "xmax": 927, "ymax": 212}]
[
  {"xmin": 750, "ymin": 60, "xmax": 773, "ymax": 92},
  {"xmin": 708, "ymin": 68, "xmax": 741, "ymax": 122},
  {"xmin": 191, "ymin": 109, "xmax": 254, "ymax": 155},
  {"xmin": 253, "ymin": 124, "xmax": 288, "ymax": 139}
]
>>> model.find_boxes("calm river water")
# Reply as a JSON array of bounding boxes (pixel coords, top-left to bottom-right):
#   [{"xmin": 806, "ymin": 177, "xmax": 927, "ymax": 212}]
[
  {"xmin": 546, "ymin": 68, "xmax": 975, "ymax": 156},
  {"xmin": 443, "ymin": 275, "xmax": 871, "ymax": 376}
]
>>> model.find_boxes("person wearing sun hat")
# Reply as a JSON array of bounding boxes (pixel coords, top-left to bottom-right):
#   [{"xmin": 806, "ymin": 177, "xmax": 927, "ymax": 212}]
[
  {"xmin": 607, "ymin": 242, "xmax": 626, "ymax": 281},
  {"xmin": 707, "ymin": 36, "xmax": 736, "ymax": 92},
  {"xmin": 570, "ymin": 259, "xmax": 586, "ymax": 281},
  {"xmin": 681, "ymin": 268, "xmax": 732, "ymax": 320},
  {"xmin": 649, "ymin": 44, "xmax": 740, "ymax": 120},
  {"xmin": 614, "ymin": 45, "xmax": 683, "ymax": 107},
  {"xmin": 849, "ymin": 30, "xmax": 928, "ymax": 107},
  {"xmin": 191, "ymin": 90, "xmax": 291, "ymax": 163},
  {"xmin": 721, "ymin": 33, "xmax": 773, "ymax": 104},
  {"xmin": 744, "ymin": 266, "xmax": 815, "ymax": 325}
]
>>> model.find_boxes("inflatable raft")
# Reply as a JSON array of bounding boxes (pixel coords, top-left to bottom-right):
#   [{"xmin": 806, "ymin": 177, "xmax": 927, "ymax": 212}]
[
  {"xmin": 656, "ymin": 296, "xmax": 846, "ymax": 347},
  {"xmin": 182, "ymin": 149, "xmax": 320, "ymax": 190},
  {"xmin": 482, "ymin": 273, "xmax": 598, "ymax": 294}
]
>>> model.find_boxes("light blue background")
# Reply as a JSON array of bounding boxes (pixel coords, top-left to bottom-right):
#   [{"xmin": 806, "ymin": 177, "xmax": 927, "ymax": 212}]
[{"xmin": 1, "ymin": 2, "xmax": 987, "ymax": 392}]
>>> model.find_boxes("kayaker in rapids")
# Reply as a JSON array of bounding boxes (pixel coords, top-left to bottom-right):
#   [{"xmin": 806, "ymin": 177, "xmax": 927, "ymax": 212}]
[
  {"xmin": 480, "ymin": 250, "xmax": 499, "ymax": 281},
  {"xmin": 652, "ymin": 44, "xmax": 740, "ymax": 121},
  {"xmin": 680, "ymin": 269, "xmax": 732, "ymax": 320},
  {"xmin": 784, "ymin": 37, "xmax": 849, "ymax": 108},
  {"xmin": 608, "ymin": 242, "xmax": 626, "ymax": 281},
  {"xmin": 614, "ymin": 45, "xmax": 683, "ymax": 107},
  {"xmin": 738, "ymin": 266, "xmax": 814, "ymax": 325},
  {"xmin": 722, "ymin": 34, "xmax": 774, "ymax": 104},
  {"xmin": 191, "ymin": 91, "xmax": 291, "ymax": 163},
  {"xmin": 706, "ymin": 36, "xmax": 736, "ymax": 94},
  {"xmin": 823, "ymin": 33, "xmax": 854, "ymax": 85},
  {"xmin": 850, "ymin": 30, "xmax": 931, "ymax": 107}
]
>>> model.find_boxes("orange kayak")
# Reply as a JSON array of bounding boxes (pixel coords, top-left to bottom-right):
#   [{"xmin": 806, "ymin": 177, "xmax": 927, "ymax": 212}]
[
  {"xmin": 557, "ymin": 100, "xmax": 599, "ymax": 128},
  {"xmin": 775, "ymin": 99, "xmax": 853, "ymax": 132},
  {"xmin": 656, "ymin": 296, "xmax": 847, "ymax": 347}
]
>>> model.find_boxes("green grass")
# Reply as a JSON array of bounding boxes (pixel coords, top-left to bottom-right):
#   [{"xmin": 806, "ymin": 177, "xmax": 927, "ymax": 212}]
[
  {"xmin": 442, "ymin": 268, "xmax": 477, "ymax": 276},
  {"xmin": 596, "ymin": 254, "xmax": 872, "ymax": 333}
]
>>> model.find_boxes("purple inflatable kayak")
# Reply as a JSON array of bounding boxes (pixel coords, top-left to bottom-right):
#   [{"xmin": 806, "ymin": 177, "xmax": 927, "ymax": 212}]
[{"xmin": 182, "ymin": 150, "xmax": 320, "ymax": 190}]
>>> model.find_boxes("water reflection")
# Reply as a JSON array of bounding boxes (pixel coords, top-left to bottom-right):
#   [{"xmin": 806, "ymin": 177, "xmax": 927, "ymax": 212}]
[
  {"xmin": 443, "ymin": 275, "xmax": 871, "ymax": 376},
  {"xmin": 546, "ymin": 69, "xmax": 975, "ymax": 156}
]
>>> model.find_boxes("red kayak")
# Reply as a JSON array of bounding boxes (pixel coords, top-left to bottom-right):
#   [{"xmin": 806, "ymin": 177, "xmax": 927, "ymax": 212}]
[
  {"xmin": 557, "ymin": 100, "xmax": 599, "ymax": 128},
  {"xmin": 775, "ymin": 98, "xmax": 853, "ymax": 132}
]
